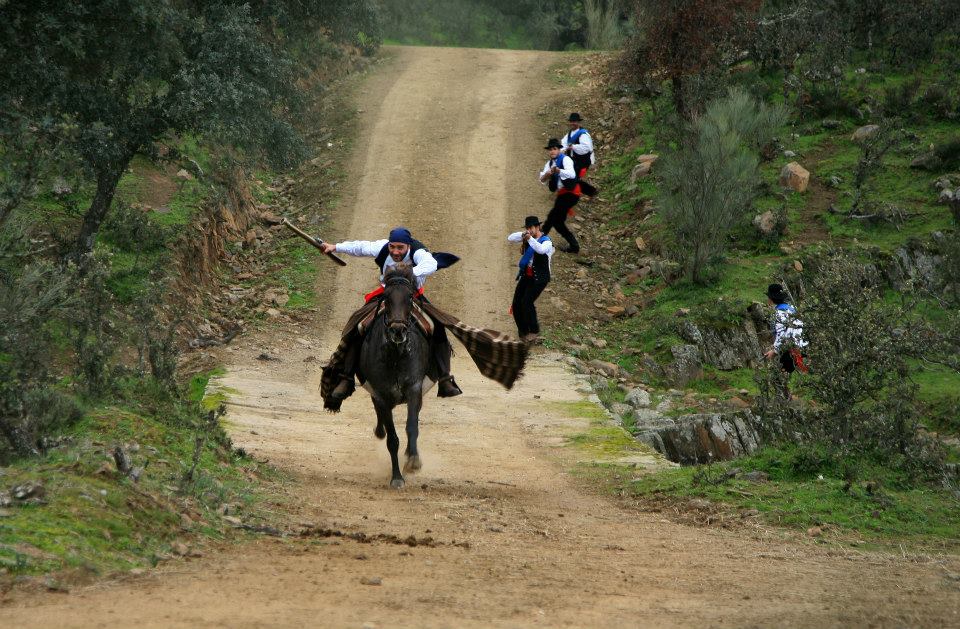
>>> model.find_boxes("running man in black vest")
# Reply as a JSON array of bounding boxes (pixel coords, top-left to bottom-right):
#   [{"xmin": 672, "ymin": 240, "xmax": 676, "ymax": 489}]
[
  {"xmin": 320, "ymin": 227, "xmax": 463, "ymax": 400},
  {"xmin": 508, "ymin": 216, "xmax": 554, "ymax": 343},
  {"xmin": 539, "ymin": 138, "xmax": 581, "ymax": 254}
]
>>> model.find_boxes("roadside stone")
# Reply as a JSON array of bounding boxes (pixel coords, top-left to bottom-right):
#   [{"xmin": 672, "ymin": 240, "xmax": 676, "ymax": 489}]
[
  {"xmin": 360, "ymin": 576, "xmax": 383, "ymax": 586},
  {"xmin": 793, "ymin": 260, "xmax": 803, "ymax": 272},
  {"xmin": 807, "ymin": 526, "xmax": 823, "ymax": 538},
  {"xmin": 741, "ymin": 470, "xmax": 769, "ymax": 482},
  {"xmin": 176, "ymin": 168, "xmax": 194, "ymax": 181},
  {"xmin": 606, "ymin": 305, "xmax": 626, "ymax": 316},
  {"xmin": 911, "ymin": 151, "xmax": 941, "ymax": 170},
  {"xmin": 689, "ymin": 499, "xmax": 712, "ymax": 510},
  {"xmin": 625, "ymin": 387, "xmax": 652, "ymax": 409},
  {"xmin": 589, "ymin": 337, "xmax": 608, "ymax": 349},
  {"xmin": 624, "ymin": 304, "xmax": 639, "ymax": 317},
  {"xmin": 783, "ymin": 150, "xmax": 796, "ymax": 158},
  {"xmin": 588, "ymin": 360, "xmax": 620, "ymax": 378},
  {"xmin": 675, "ymin": 308, "xmax": 690, "ymax": 317},
  {"xmin": 11, "ymin": 482, "xmax": 44, "ymax": 501},
  {"xmin": 635, "ymin": 236, "xmax": 647, "ymax": 252},
  {"xmin": 171, "ymin": 542, "xmax": 190, "ymax": 556},
  {"xmin": 666, "ymin": 344, "xmax": 702, "ymax": 387},
  {"xmin": 850, "ymin": 125, "xmax": 880, "ymax": 143},
  {"xmin": 779, "ymin": 162, "xmax": 810, "ymax": 193}
]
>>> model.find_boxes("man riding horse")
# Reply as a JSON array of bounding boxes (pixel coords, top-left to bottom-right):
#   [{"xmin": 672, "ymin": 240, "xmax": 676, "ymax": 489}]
[{"xmin": 320, "ymin": 227, "xmax": 463, "ymax": 405}]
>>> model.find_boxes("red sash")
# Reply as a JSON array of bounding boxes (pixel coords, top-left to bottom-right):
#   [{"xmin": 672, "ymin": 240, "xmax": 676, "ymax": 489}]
[
  {"xmin": 364, "ymin": 285, "xmax": 424, "ymax": 303},
  {"xmin": 789, "ymin": 348, "xmax": 809, "ymax": 374}
]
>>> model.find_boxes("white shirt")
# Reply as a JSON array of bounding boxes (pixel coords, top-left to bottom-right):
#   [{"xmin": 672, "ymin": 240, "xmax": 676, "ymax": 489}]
[
  {"xmin": 561, "ymin": 127, "xmax": 595, "ymax": 164},
  {"xmin": 539, "ymin": 154, "xmax": 577, "ymax": 187},
  {"xmin": 334, "ymin": 239, "xmax": 438, "ymax": 288},
  {"xmin": 772, "ymin": 306, "xmax": 808, "ymax": 351},
  {"xmin": 507, "ymin": 231, "xmax": 554, "ymax": 274}
]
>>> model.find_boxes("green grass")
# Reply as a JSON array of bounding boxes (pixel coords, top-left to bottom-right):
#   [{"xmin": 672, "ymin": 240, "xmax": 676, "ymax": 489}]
[
  {"xmin": 622, "ymin": 446, "xmax": 960, "ymax": 550},
  {"xmin": 0, "ymin": 391, "xmax": 284, "ymax": 577}
]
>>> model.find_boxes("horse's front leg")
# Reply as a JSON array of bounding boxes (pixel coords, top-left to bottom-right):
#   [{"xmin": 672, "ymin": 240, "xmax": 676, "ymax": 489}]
[
  {"xmin": 403, "ymin": 382, "xmax": 423, "ymax": 474},
  {"xmin": 373, "ymin": 398, "xmax": 404, "ymax": 489}
]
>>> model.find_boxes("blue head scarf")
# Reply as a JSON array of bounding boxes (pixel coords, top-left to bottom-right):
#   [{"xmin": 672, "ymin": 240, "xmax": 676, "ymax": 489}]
[{"xmin": 388, "ymin": 227, "xmax": 413, "ymax": 245}]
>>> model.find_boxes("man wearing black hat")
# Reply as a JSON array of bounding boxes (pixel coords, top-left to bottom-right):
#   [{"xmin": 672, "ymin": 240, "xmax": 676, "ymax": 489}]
[
  {"xmin": 764, "ymin": 283, "xmax": 808, "ymax": 398},
  {"xmin": 561, "ymin": 113, "xmax": 595, "ymax": 176},
  {"xmin": 320, "ymin": 227, "xmax": 463, "ymax": 400},
  {"xmin": 507, "ymin": 216, "xmax": 555, "ymax": 343},
  {"xmin": 539, "ymin": 138, "xmax": 581, "ymax": 254}
]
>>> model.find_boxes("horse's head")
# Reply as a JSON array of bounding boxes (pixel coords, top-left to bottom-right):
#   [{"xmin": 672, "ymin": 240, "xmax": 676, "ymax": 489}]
[{"xmin": 382, "ymin": 263, "xmax": 416, "ymax": 346}]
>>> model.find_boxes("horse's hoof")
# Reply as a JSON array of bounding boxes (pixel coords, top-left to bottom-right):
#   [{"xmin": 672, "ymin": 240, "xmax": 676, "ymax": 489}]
[
  {"xmin": 390, "ymin": 478, "xmax": 405, "ymax": 489},
  {"xmin": 374, "ymin": 424, "xmax": 386, "ymax": 439},
  {"xmin": 403, "ymin": 455, "xmax": 422, "ymax": 473}
]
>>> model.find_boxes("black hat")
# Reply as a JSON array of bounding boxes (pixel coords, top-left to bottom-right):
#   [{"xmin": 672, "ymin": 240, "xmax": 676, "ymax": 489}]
[
  {"xmin": 568, "ymin": 112, "xmax": 584, "ymax": 122},
  {"xmin": 524, "ymin": 216, "xmax": 541, "ymax": 228},
  {"xmin": 544, "ymin": 138, "xmax": 563, "ymax": 149},
  {"xmin": 766, "ymin": 283, "xmax": 788, "ymax": 304}
]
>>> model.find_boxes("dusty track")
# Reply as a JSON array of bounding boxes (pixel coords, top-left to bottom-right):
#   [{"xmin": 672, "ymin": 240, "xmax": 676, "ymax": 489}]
[{"xmin": 8, "ymin": 47, "xmax": 959, "ymax": 629}]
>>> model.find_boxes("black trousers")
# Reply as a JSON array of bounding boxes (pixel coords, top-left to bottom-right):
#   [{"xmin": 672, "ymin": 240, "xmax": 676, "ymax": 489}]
[
  {"xmin": 541, "ymin": 193, "xmax": 580, "ymax": 251},
  {"xmin": 512, "ymin": 276, "xmax": 549, "ymax": 336}
]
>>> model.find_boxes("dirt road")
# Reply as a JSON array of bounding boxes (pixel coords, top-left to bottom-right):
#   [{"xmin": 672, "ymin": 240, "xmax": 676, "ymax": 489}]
[{"xmin": 8, "ymin": 47, "xmax": 959, "ymax": 629}]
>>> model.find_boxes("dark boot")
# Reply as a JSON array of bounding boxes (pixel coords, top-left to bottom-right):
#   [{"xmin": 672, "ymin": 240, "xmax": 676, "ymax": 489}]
[
  {"xmin": 432, "ymin": 325, "xmax": 462, "ymax": 397},
  {"xmin": 438, "ymin": 375, "xmax": 462, "ymax": 398},
  {"xmin": 330, "ymin": 336, "xmax": 361, "ymax": 401}
]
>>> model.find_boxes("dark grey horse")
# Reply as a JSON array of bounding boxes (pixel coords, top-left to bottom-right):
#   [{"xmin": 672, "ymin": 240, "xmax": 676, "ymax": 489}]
[{"xmin": 358, "ymin": 263, "xmax": 433, "ymax": 488}]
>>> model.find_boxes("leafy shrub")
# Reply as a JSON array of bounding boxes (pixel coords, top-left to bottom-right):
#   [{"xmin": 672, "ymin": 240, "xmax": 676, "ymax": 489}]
[
  {"xmin": 70, "ymin": 256, "xmax": 120, "ymax": 398},
  {"xmin": 759, "ymin": 250, "xmax": 945, "ymax": 479},
  {"xmin": 659, "ymin": 89, "xmax": 787, "ymax": 283}
]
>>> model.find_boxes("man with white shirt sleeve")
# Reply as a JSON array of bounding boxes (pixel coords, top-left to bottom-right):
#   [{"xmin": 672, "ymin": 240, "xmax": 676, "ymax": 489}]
[
  {"xmin": 320, "ymin": 227, "xmax": 462, "ymax": 401},
  {"xmin": 561, "ymin": 112, "xmax": 595, "ymax": 175},
  {"xmin": 508, "ymin": 216, "xmax": 554, "ymax": 343},
  {"xmin": 539, "ymin": 138, "xmax": 581, "ymax": 254}
]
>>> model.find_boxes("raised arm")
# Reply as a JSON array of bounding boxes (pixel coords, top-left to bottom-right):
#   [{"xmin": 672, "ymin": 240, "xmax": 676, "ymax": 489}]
[
  {"xmin": 507, "ymin": 231, "xmax": 525, "ymax": 242},
  {"xmin": 333, "ymin": 239, "xmax": 388, "ymax": 257},
  {"xmin": 526, "ymin": 236, "xmax": 554, "ymax": 255}
]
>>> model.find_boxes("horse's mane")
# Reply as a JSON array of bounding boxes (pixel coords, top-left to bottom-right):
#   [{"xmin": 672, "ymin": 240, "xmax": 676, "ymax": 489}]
[{"xmin": 384, "ymin": 262, "xmax": 415, "ymax": 285}]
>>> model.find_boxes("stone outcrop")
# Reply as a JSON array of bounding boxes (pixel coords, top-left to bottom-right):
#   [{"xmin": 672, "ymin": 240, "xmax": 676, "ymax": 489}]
[
  {"xmin": 633, "ymin": 411, "xmax": 762, "ymax": 465},
  {"xmin": 679, "ymin": 319, "xmax": 763, "ymax": 371}
]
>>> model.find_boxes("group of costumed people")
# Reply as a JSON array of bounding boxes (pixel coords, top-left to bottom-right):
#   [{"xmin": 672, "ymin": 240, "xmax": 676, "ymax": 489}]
[
  {"xmin": 316, "ymin": 113, "xmax": 599, "ymax": 410},
  {"xmin": 314, "ymin": 110, "xmax": 809, "ymax": 410}
]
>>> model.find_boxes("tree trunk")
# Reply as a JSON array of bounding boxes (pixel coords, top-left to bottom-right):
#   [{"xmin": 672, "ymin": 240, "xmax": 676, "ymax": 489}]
[
  {"xmin": 72, "ymin": 158, "xmax": 130, "ymax": 258},
  {"xmin": 671, "ymin": 74, "xmax": 686, "ymax": 120}
]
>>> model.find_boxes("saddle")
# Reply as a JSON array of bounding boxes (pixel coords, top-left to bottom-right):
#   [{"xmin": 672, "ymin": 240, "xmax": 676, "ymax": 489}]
[{"xmin": 357, "ymin": 299, "xmax": 434, "ymax": 338}]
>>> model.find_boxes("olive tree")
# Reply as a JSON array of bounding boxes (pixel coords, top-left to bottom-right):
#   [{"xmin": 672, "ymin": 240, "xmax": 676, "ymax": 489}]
[{"xmin": 0, "ymin": 1, "xmax": 309, "ymax": 258}]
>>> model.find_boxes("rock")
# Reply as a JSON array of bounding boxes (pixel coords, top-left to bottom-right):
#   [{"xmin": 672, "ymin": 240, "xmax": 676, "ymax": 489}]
[
  {"xmin": 666, "ymin": 345, "xmax": 702, "ymax": 387},
  {"xmin": 575, "ymin": 268, "xmax": 588, "ymax": 279},
  {"xmin": 606, "ymin": 305, "xmax": 626, "ymax": 316},
  {"xmin": 674, "ymin": 308, "xmax": 690, "ymax": 317},
  {"xmin": 635, "ymin": 236, "xmax": 647, "ymax": 252},
  {"xmin": 753, "ymin": 211, "xmax": 776, "ymax": 236},
  {"xmin": 740, "ymin": 508, "xmax": 760, "ymax": 518},
  {"xmin": 636, "ymin": 153, "xmax": 659, "ymax": 165},
  {"xmin": 259, "ymin": 211, "xmax": 283, "ymax": 226},
  {"xmin": 630, "ymin": 161, "xmax": 653, "ymax": 182},
  {"xmin": 171, "ymin": 542, "xmax": 190, "ymax": 556},
  {"xmin": 726, "ymin": 397, "xmax": 751, "ymax": 409},
  {"xmin": 910, "ymin": 151, "xmax": 941, "ymax": 171},
  {"xmin": 589, "ymin": 337, "xmax": 608, "ymax": 349},
  {"xmin": 783, "ymin": 150, "xmax": 796, "ymax": 158},
  {"xmin": 821, "ymin": 119, "xmax": 841, "ymax": 129},
  {"xmin": 610, "ymin": 402, "xmax": 633, "ymax": 418},
  {"xmin": 360, "ymin": 576, "xmax": 383, "ymax": 586},
  {"xmin": 807, "ymin": 526, "xmax": 823, "ymax": 538},
  {"xmin": 678, "ymin": 319, "xmax": 762, "ymax": 371},
  {"xmin": 176, "ymin": 168, "xmax": 194, "ymax": 181},
  {"xmin": 741, "ymin": 470, "xmax": 769, "ymax": 482},
  {"xmin": 779, "ymin": 162, "xmax": 810, "ymax": 193},
  {"xmin": 793, "ymin": 260, "xmax": 803, "ymax": 272},
  {"xmin": 637, "ymin": 411, "xmax": 763, "ymax": 464},
  {"xmin": 938, "ymin": 189, "xmax": 955, "ymax": 205},
  {"xmin": 179, "ymin": 513, "xmax": 194, "ymax": 529},
  {"xmin": 850, "ymin": 125, "xmax": 880, "ymax": 143},
  {"xmin": 265, "ymin": 308, "xmax": 281, "ymax": 318},
  {"xmin": 625, "ymin": 387, "xmax": 652, "ymax": 409},
  {"xmin": 588, "ymin": 360, "xmax": 620, "ymax": 378},
  {"xmin": 243, "ymin": 228, "xmax": 257, "ymax": 247},
  {"xmin": 51, "ymin": 177, "xmax": 73, "ymax": 196},
  {"xmin": 223, "ymin": 516, "xmax": 243, "ymax": 527},
  {"xmin": 11, "ymin": 482, "xmax": 44, "ymax": 501},
  {"xmin": 273, "ymin": 293, "xmax": 290, "ymax": 307},
  {"xmin": 689, "ymin": 499, "xmax": 712, "ymax": 510},
  {"xmin": 624, "ymin": 304, "xmax": 639, "ymax": 317}
]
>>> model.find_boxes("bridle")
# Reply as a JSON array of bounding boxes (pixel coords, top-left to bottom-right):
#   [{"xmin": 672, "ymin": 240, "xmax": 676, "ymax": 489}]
[{"xmin": 384, "ymin": 275, "xmax": 413, "ymax": 345}]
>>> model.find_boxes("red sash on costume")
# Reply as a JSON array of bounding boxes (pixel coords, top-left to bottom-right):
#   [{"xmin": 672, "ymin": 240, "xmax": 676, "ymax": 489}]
[
  {"xmin": 789, "ymin": 348, "xmax": 809, "ymax": 374},
  {"xmin": 365, "ymin": 285, "xmax": 424, "ymax": 303}
]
